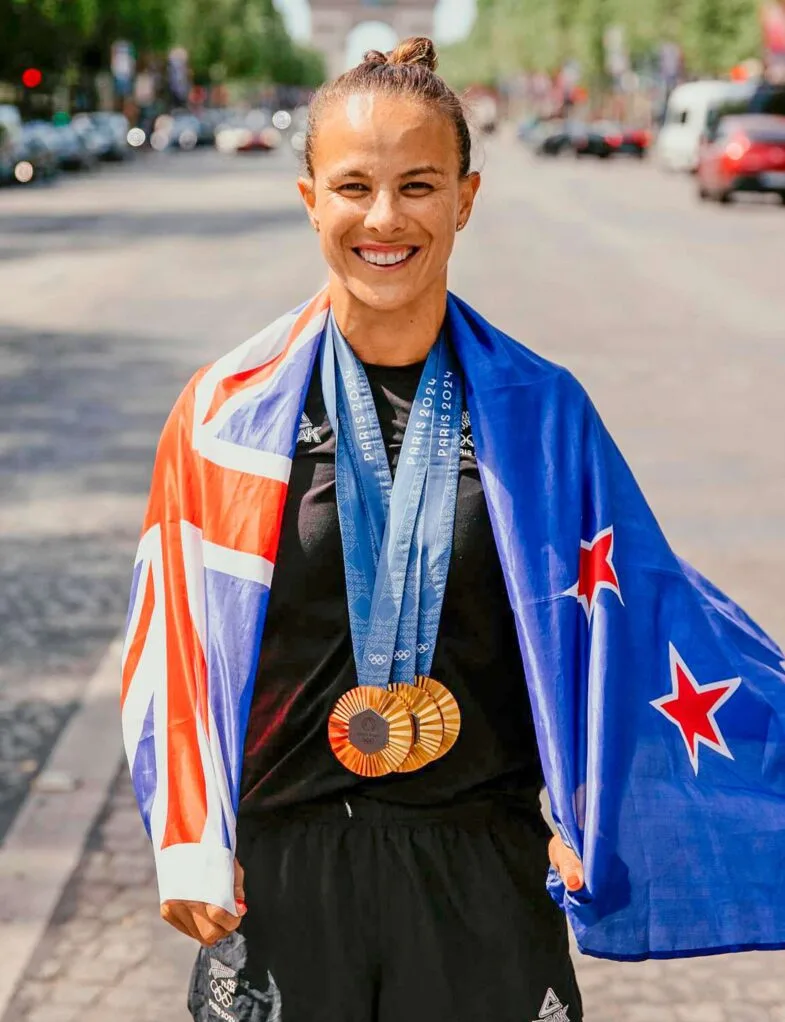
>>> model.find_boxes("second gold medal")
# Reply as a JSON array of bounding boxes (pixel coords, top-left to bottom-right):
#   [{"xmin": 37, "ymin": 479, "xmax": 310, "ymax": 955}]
[{"xmin": 388, "ymin": 683, "xmax": 444, "ymax": 771}]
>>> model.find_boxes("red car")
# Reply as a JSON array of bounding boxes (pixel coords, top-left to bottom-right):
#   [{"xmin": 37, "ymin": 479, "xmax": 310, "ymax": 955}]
[{"xmin": 697, "ymin": 114, "xmax": 785, "ymax": 204}]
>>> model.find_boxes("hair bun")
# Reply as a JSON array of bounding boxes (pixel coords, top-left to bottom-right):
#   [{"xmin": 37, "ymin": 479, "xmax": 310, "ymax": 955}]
[
  {"xmin": 362, "ymin": 36, "xmax": 438, "ymax": 73},
  {"xmin": 362, "ymin": 49, "xmax": 390, "ymax": 69}
]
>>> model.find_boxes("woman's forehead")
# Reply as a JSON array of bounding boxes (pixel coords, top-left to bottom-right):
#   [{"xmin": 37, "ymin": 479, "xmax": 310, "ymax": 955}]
[{"xmin": 313, "ymin": 92, "xmax": 457, "ymax": 168}]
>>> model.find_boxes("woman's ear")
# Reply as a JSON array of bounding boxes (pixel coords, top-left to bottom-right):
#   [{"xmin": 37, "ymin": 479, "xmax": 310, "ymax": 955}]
[
  {"xmin": 298, "ymin": 176, "xmax": 318, "ymax": 231},
  {"xmin": 457, "ymin": 171, "xmax": 482, "ymax": 231}
]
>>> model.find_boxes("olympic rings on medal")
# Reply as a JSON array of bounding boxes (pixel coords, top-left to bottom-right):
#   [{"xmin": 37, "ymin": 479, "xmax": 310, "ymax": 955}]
[{"xmin": 367, "ymin": 653, "xmax": 388, "ymax": 666}]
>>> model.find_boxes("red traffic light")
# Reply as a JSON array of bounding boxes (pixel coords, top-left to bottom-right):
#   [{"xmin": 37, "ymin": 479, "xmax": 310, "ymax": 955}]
[{"xmin": 22, "ymin": 68, "xmax": 43, "ymax": 88}]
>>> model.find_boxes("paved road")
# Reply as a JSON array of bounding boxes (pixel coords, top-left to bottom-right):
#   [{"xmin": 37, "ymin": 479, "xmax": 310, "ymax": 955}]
[{"xmin": 1, "ymin": 136, "xmax": 784, "ymax": 1021}]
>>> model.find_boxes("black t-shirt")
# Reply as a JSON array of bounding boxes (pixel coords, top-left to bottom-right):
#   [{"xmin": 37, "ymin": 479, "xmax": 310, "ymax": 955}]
[{"xmin": 239, "ymin": 360, "xmax": 544, "ymax": 815}]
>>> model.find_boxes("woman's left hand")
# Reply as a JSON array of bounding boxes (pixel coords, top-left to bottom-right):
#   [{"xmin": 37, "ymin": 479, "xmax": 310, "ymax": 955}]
[{"xmin": 548, "ymin": 833, "xmax": 584, "ymax": 892}]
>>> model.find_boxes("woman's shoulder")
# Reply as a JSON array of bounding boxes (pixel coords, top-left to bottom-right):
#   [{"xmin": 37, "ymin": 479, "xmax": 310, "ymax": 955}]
[
  {"xmin": 448, "ymin": 293, "xmax": 588, "ymax": 401},
  {"xmin": 169, "ymin": 295, "xmax": 329, "ymax": 422}
]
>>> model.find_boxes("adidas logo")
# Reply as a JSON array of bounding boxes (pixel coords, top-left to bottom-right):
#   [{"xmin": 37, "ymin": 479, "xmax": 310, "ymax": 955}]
[
  {"xmin": 533, "ymin": 988, "xmax": 570, "ymax": 1022},
  {"xmin": 297, "ymin": 412, "xmax": 321, "ymax": 445}
]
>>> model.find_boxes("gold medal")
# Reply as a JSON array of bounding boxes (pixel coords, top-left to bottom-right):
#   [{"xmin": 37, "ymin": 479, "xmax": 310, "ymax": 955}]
[
  {"xmin": 328, "ymin": 686, "xmax": 414, "ymax": 777},
  {"xmin": 388, "ymin": 683, "xmax": 444, "ymax": 772},
  {"xmin": 415, "ymin": 676, "xmax": 461, "ymax": 759}
]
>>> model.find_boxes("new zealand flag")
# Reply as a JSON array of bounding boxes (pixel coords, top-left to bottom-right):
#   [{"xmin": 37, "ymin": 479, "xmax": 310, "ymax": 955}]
[{"xmin": 447, "ymin": 295, "xmax": 785, "ymax": 961}]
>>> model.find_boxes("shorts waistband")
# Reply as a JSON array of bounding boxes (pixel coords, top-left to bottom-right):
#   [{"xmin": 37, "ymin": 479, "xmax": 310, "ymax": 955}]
[{"xmin": 239, "ymin": 791, "xmax": 544, "ymax": 830}]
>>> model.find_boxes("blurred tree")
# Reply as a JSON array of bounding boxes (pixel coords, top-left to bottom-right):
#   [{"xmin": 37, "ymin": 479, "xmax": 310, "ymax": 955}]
[
  {"xmin": 1, "ymin": 0, "xmax": 321, "ymax": 95},
  {"xmin": 439, "ymin": 0, "xmax": 763, "ymax": 86},
  {"xmin": 681, "ymin": 0, "xmax": 760, "ymax": 75},
  {"xmin": 175, "ymin": 0, "xmax": 324, "ymax": 85},
  {"xmin": 575, "ymin": 0, "xmax": 615, "ymax": 85},
  {"xmin": 1, "ymin": 0, "xmax": 98, "ymax": 79}
]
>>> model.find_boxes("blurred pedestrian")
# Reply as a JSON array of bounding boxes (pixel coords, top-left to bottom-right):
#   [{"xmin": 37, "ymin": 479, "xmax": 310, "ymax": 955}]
[{"xmin": 122, "ymin": 33, "xmax": 785, "ymax": 1022}]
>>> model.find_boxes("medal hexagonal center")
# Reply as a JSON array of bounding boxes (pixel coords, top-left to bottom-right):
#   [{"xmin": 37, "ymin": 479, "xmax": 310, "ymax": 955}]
[{"xmin": 349, "ymin": 709, "xmax": 389, "ymax": 754}]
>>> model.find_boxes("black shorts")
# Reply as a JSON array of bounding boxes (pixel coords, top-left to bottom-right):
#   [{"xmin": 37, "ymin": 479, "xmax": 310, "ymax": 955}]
[{"xmin": 188, "ymin": 795, "xmax": 582, "ymax": 1022}]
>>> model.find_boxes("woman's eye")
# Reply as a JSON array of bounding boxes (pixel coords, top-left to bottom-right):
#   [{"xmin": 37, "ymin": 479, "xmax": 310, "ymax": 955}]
[
  {"xmin": 402, "ymin": 181, "xmax": 433, "ymax": 193},
  {"xmin": 339, "ymin": 182, "xmax": 369, "ymax": 193}
]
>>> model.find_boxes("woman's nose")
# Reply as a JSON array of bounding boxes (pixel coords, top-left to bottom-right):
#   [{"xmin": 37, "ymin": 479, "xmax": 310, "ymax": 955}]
[{"xmin": 364, "ymin": 190, "xmax": 406, "ymax": 234}]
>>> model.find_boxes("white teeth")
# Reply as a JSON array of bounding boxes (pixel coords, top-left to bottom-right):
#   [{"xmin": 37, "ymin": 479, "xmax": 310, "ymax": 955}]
[{"xmin": 358, "ymin": 248, "xmax": 413, "ymax": 266}]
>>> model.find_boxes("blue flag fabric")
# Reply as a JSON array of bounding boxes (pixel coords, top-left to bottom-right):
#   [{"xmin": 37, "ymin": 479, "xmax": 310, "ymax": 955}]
[
  {"xmin": 123, "ymin": 289, "xmax": 785, "ymax": 958},
  {"xmin": 446, "ymin": 295, "xmax": 785, "ymax": 961}
]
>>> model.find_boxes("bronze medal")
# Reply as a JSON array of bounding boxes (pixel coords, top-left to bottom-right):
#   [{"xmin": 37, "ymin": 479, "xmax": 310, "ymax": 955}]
[
  {"xmin": 388, "ymin": 683, "xmax": 444, "ymax": 772},
  {"xmin": 415, "ymin": 675, "xmax": 461, "ymax": 759},
  {"xmin": 328, "ymin": 686, "xmax": 414, "ymax": 777}
]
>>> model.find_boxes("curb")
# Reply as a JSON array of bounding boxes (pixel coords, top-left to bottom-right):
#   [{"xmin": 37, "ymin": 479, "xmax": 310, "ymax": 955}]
[{"xmin": 0, "ymin": 638, "xmax": 125, "ymax": 1015}]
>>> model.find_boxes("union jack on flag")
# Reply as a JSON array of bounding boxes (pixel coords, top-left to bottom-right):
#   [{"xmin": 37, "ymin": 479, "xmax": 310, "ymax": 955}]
[{"xmin": 121, "ymin": 293, "xmax": 329, "ymax": 911}]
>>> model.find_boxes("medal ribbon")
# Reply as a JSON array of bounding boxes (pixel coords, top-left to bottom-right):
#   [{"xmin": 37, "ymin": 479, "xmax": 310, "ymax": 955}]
[{"xmin": 320, "ymin": 312, "xmax": 463, "ymax": 688}]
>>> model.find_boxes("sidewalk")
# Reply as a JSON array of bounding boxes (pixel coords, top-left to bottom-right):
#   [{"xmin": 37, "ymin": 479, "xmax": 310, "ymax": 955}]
[{"xmin": 2, "ymin": 767, "xmax": 784, "ymax": 1022}]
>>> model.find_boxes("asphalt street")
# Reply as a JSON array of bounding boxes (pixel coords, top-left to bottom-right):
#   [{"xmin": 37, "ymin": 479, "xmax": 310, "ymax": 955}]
[{"xmin": 1, "ymin": 134, "xmax": 784, "ymax": 1021}]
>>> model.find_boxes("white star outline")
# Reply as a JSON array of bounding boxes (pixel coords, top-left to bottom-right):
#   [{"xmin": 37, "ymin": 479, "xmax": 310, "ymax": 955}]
[
  {"xmin": 650, "ymin": 643, "xmax": 742, "ymax": 776},
  {"xmin": 565, "ymin": 524, "xmax": 624, "ymax": 622}
]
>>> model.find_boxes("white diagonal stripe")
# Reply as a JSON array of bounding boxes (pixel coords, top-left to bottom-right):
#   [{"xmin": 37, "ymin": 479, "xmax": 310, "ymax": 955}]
[{"xmin": 202, "ymin": 540, "xmax": 274, "ymax": 588}]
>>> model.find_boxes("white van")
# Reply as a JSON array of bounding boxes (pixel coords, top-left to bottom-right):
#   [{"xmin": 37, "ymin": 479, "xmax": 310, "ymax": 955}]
[{"xmin": 655, "ymin": 80, "xmax": 757, "ymax": 172}]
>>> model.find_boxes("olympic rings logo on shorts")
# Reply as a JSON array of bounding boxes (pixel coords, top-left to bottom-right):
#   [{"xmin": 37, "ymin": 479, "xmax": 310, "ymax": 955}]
[
  {"xmin": 209, "ymin": 979, "xmax": 234, "ymax": 1008},
  {"xmin": 367, "ymin": 653, "xmax": 388, "ymax": 666},
  {"xmin": 393, "ymin": 649, "xmax": 411, "ymax": 661}
]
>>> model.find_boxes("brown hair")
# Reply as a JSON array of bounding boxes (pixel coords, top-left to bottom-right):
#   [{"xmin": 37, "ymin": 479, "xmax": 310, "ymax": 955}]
[{"xmin": 304, "ymin": 36, "xmax": 472, "ymax": 178}]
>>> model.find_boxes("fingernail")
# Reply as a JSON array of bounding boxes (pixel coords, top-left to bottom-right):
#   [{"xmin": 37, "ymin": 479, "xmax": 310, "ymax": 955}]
[
  {"xmin": 236, "ymin": 899, "xmax": 247, "ymax": 914},
  {"xmin": 566, "ymin": 875, "xmax": 581, "ymax": 891}
]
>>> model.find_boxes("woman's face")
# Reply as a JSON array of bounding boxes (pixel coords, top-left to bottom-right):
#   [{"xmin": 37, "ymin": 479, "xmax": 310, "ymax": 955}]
[{"xmin": 299, "ymin": 92, "xmax": 481, "ymax": 314}]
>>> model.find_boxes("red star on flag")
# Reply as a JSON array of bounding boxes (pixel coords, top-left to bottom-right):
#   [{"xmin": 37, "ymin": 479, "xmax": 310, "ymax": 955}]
[
  {"xmin": 650, "ymin": 645, "xmax": 741, "ymax": 774},
  {"xmin": 568, "ymin": 525, "xmax": 623, "ymax": 621}
]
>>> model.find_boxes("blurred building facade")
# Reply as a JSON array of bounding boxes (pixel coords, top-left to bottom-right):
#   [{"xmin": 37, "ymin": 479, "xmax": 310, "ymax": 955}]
[{"xmin": 309, "ymin": 0, "xmax": 438, "ymax": 77}]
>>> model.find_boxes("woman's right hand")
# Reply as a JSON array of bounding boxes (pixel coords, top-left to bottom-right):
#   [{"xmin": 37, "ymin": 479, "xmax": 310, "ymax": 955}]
[
  {"xmin": 548, "ymin": 833, "xmax": 585, "ymax": 892},
  {"xmin": 160, "ymin": 858, "xmax": 247, "ymax": 945}
]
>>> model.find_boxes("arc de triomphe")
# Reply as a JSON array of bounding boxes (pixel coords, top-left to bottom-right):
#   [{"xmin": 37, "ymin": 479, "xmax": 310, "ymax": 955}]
[{"xmin": 309, "ymin": 0, "xmax": 439, "ymax": 80}]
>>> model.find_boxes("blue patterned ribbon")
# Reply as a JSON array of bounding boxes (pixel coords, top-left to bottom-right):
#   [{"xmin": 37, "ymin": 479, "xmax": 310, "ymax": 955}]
[{"xmin": 320, "ymin": 312, "xmax": 462, "ymax": 687}]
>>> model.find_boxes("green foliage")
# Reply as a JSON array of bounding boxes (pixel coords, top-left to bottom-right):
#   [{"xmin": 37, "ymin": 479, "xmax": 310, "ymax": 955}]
[
  {"xmin": 681, "ymin": 0, "xmax": 761, "ymax": 75},
  {"xmin": 1, "ymin": 0, "xmax": 323, "ymax": 92},
  {"xmin": 441, "ymin": 0, "xmax": 764, "ymax": 84}
]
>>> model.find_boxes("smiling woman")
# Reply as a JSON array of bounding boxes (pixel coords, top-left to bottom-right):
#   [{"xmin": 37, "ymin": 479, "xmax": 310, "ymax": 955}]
[
  {"xmin": 297, "ymin": 37, "xmax": 479, "ymax": 363},
  {"xmin": 123, "ymin": 31, "xmax": 785, "ymax": 1022}
]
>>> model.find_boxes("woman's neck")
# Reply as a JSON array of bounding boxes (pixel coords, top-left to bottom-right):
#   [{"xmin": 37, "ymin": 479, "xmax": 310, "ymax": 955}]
[{"xmin": 329, "ymin": 274, "xmax": 447, "ymax": 366}]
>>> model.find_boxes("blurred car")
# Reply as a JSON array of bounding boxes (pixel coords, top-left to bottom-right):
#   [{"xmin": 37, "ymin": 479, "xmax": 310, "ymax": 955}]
[
  {"xmin": 0, "ymin": 104, "xmax": 23, "ymax": 183},
  {"xmin": 746, "ymin": 80, "xmax": 785, "ymax": 117},
  {"xmin": 55, "ymin": 123, "xmax": 98, "ymax": 170},
  {"xmin": 215, "ymin": 110, "xmax": 281, "ymax": 153},
  {"xmin": 573, "ymin": 122, "xmax": 650, "ymax": 158},
  {"xmin": 29, "ymin": 121, "xmax": 96, "ymax": 171},
  {"xmin": 18, "ymin": 123, "xmax": 60, "ymax": 182},
  {"xmin": 619, "ymin": 126, "xmax": 653, "ymax": 156},
  {"xmin": 168, "ymin": 113, "xmax": 202, "ymax": 150},
  {"xmin": 90, "ymin": 112, "xmax": 131, "ymax": 157},
  {"xmin": 150, "ymin": 112, "xmax": 215, "ymax": 151},
  {"xmin": 655, "ymin": 80, "xmax": 757, "ymax": 172},
  {"xmin": 697, "ymin": 114, "xmax": 785, "ymax": 204},
  {"xmin": 69, "ymin": 116, "xmax": 109, "ymax": 159},
  {"xmin": 525, "ymin": 119, "xmax": 575, "ymax": 156},
  {"xmin": 71, "ymin": 112, "xmax": 129, "ymax": 160}
]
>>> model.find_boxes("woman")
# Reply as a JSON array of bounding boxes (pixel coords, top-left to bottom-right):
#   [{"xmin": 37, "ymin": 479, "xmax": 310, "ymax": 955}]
[{"xmin": 121, "ymin": 36, "xmax": 785, "ymax": 1022}]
